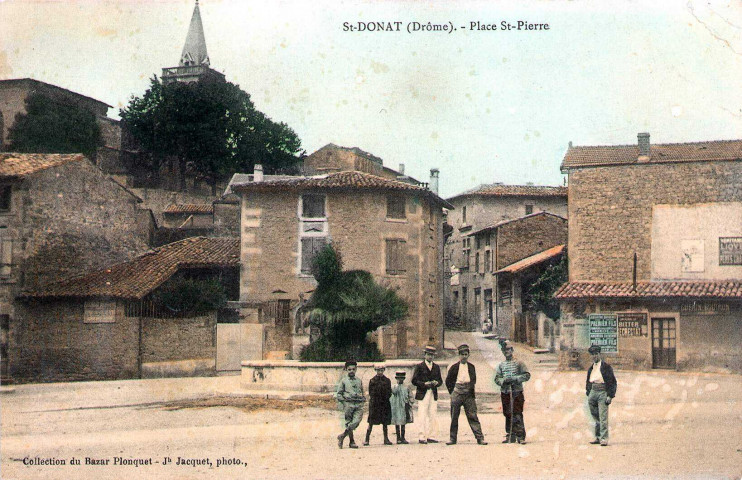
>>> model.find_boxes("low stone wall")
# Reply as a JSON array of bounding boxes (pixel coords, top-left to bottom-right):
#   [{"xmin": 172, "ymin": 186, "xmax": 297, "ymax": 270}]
[{"xmin": 241, "ymin": 360, "xmax": 452, "ymax": 393}]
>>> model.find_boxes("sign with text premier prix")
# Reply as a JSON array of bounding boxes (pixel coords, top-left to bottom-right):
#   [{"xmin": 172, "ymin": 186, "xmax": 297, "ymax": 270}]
[{"xmin": 588, "ymin": 314, "xmax": 618, "ymax": 353}]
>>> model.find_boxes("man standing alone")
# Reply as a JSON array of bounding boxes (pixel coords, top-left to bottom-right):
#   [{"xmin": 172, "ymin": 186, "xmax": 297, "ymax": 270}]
[
  {"xmin": 444, "ymin": 344, "xmax": 487, "ymax": 445},
  {"xmin": 411, "ymin": 345, "xmax": 443, "ymax": 444},
  {"xmin": 586, "ymin": 345, "xmax": 617, "ymax": 446},
  {"xmin": 494, "ymin": 340, "xmax": 530, "ymax": 444}
]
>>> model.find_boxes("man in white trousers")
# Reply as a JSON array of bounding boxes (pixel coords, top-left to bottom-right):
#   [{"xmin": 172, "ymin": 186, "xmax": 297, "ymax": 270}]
[{"xmin": 411, "ymin": 345, "xmax": 443, "ymax": 444}]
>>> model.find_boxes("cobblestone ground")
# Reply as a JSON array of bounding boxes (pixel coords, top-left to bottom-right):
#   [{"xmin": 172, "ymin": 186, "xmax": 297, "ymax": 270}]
[{"xmin": 2, "ymin": 366, "xmax": 741, "ymax": 480}]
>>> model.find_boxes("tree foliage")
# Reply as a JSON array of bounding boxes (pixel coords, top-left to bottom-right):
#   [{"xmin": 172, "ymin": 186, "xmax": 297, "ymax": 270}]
[
  {"xmin": 7, "ymin": 93, "xmax": 101, "ymax": 157},
  {"xmin": 300, "ymin": 244, "xmax": 409, "ymax": 362},
  {"xmin": 152, "ymin": 277, "xmax": 227, "ymax": 316},
  {"xmin": 120, "ymin": 77, "xmax": 303, "ymax": 191},
  {"xmin": 528, "ymin": 251, "xmax": 568, "ymax": 320}
]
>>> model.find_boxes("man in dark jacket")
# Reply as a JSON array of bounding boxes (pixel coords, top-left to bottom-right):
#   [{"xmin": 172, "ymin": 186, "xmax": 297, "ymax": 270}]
[
  {"xmin": 586, "ymin": 345, "xmax": 618, "ymax": 446},
  {"xmin": 445, "ymin": 344, "xmax": 487, "ymax": 445},
  {"xmin": 411, "ymin": 345, "xmax": 443, "ymax": 444},
  {"xmin": 364, "ymin": 363, "xmax": 393, "ymax": 446}
]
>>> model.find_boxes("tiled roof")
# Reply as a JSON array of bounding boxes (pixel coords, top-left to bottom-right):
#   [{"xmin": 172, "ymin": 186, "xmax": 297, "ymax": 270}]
[
  {"xmin": 561, "ymin": 139, "xmax": 742, "ymax": 170},
  {"xmin": 232, "ymin": 170, "xmax": 454, "ymax": 208},
  {"xmin": 0, "ymin": 153, "xmax": 85, "ymax": 178},
  {"xmin": 554, "ymin": 281, "xmax": 742, "ymax": 300},
  {"xmin": 22, "ymin": 237, "xmax": 239, "ymax": 300},
  {"xmin": 448, "ymin": 184, "xmax": 567, "ymax": 201},
  {"xmin": 496, "ymin": 245, "xmax": 565, "ymax": 274},
  {"xmin": 466, "ymin": 212, "xmax": 567, "ymax": 237},
  {"xmin": 163, "ymin": 204, "xmax": 214, "ymax": 214}
]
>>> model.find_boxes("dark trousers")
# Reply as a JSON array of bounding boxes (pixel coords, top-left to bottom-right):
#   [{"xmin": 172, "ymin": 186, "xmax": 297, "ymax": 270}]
[
  {"xmin": 450, "ymin": 391, "xmax": 484, "ymax": 442},
  {"xmin": 500, "ymin": 391, "xmax": 526, "ymax": 441}
]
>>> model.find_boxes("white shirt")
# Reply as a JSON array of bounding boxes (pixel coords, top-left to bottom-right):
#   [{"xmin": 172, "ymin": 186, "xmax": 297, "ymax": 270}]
[
  {"xmin": 456, "ymin": 363, "xmax": 470, "ymax": 383},
  {"xmin": 590, "ymin": 361, "xmax": 605, "ymax": 383},
  {"xmin": 425, "ymin": 360, "xmax": 433, "ymax": 371}
]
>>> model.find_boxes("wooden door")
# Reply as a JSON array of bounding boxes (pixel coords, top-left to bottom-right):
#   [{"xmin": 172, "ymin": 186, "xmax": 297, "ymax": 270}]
[{"xmin": 652, "ymin": 317, "xmax": 676, "ymax": 369}]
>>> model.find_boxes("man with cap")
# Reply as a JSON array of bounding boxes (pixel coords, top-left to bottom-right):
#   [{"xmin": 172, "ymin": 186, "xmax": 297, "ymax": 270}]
[
  {"xmin": 364, "ymin": 363, "xmax": 393, "ymax": 446},
  {"xmin": 586, "ymin": 345, "xmax": 617, "ymax": 446},
  {"xmin": 411, "ymin": 345, "xmax": 443, "ymax": 444},
  {"xmin": 494, "ymin": 340, "xmax": 531, "ymax": 444},
  {"xmin": 444, "ymin": 344, "xmax": 487, "ymax": 445},
  {"xmin": 335, "ymin": 360, "xmax": 365, "ymax": 449}
]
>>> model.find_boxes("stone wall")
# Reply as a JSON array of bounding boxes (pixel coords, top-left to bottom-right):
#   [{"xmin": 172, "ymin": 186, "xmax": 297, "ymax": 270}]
[
  {"xmin": 10, "ymin": 299, "xmax": 139, "ymax": 383},
  {"xmin": 496, "ymin": 214, "xmax": 567, "ymax": 269},
  {"xmin": 303, "ymin": 145, "xmax": 383, "ymax": 176},
  {"xmin": 19, "ymin": 159, "xmax": 150, "ymax": 290},
  {"xmin": 131, "ymin": 187, "xmax": 220, "ymax": 225},
  {"xmin": 567, "ymin": 161, "xmax": 742, "ymax": 282},
  {"xmin": 140, "ymin": 313, "xmax": 216, "ymax": 364},
  {"xmin": 240, "ymin": 189, "xmax": 444, "ymax": 357}
]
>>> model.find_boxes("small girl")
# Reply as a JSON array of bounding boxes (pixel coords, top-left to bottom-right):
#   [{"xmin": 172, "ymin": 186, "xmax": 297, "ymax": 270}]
[{"xmin": 389, "ymin": 370, "xmax": 414, "ymax": 444}]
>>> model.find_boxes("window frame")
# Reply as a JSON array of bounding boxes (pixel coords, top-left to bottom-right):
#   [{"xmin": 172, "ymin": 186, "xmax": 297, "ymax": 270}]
[
  {"xmin": 386, "ymin": 195, "xmax": 407, "ymax": 220},
  {"xmin": 385, "ymin": 238, "xmax": 407, "ymax": 275}
]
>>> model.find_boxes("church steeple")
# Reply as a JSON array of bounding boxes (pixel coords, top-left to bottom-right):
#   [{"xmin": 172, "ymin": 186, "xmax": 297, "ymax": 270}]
[
  {"xmin": 162, "ymin": 0, "xmax": 225, "ymax": 84},
  {"xmin": 179, "ymin": 0, "xmax": 209, "ymax": 67}
]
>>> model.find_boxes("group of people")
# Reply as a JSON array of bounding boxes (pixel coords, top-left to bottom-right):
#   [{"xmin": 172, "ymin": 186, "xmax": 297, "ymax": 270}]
[{"xmin": 335, "ymin": 341, "xmax": 617, "ymax": 448}]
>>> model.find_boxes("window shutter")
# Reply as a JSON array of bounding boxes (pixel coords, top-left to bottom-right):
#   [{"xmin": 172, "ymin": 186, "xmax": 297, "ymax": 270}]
[{"xmin": 0, "ymin": 238, "xmax": 12, "ymax": 277}]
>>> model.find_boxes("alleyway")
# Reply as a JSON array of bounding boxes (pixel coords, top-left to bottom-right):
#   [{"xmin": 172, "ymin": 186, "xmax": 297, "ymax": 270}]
[{"xmin": 2, "ymin": 352, "xmax": 740, "ymax": 480}]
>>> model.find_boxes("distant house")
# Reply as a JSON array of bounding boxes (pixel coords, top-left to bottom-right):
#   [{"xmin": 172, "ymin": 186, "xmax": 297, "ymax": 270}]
[
  {"xmin": 17, "ymin": 237, "xmax": 239, "ymax": 382},
  {"xmin": 460, "ymin": 212, "xmax": 567, "ymax": 340},
  {"xmin": 0, "ymin": 153, "xmax": 155, "ymax": 382},
  {"xmin": 444, "ymin": 183, "xmax": 567, "ymax": 332},
  {"xmin": 232, "ymin": 169, "xmax": 452, "ymax": 359},
  {"xmin": 556, "ymin": 134, "xmax": 742, "ymax": 372}
]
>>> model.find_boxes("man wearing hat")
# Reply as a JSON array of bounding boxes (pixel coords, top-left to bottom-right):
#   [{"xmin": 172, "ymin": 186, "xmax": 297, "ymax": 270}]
[
  {"xmin": 586, "ymin": 345, "xmax": 617, "ymax": 446},
  {"xmin": 364, "ymin": 363, "xmax": 393, "ymax": 446},
  {"xmin": 411, "ymin": 345, "xmax": 443, "ymax": 444},
  {"xmin": 444, "ymin": 344, "xmax": 487, "ymax": 445},
  {"xmin": 494, "ymin": 340, "xmax": 531, "ymax": 444}
]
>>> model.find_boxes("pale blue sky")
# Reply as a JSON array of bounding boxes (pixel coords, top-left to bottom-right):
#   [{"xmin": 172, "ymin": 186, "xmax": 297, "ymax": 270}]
[{"xmin": 1, "ymin": 0, "xmax": 740, "ymax": 197}]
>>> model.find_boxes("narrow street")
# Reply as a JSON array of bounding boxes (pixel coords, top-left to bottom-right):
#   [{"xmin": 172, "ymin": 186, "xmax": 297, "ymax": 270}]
[{"xmin": 2, "ymin": 337, "xmax": 740, "ymax": 479}]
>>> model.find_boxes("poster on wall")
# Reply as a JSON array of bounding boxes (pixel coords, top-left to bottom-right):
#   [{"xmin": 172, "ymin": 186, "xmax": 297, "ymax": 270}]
[
  {"xmin": 588, "ymin": 313, "xmax": 618, "ymax": 353},
  {"xmin": 719, "ymin": 237, "xmax": 742, "ymax": 266},
  {"xmin": 617, "ymin": 312, "xmax": 648, "ymax": 337},
  {"xmin": 681, "ymin": 239, "xmax": 705, "ymax": 273}
]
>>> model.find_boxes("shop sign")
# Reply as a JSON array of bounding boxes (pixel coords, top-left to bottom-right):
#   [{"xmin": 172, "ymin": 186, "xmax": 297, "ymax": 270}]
[
  {"xmin": 588, "ymin": 314, "xmax": 618, "ymax": 353},
  {"xmin": 617, "ymin": 312, "xmax": 647, "ymax": 337},
  {"xmin": 719, "ymin": 237, "xmax": 742, "ymax": 266},
  {"xmin": 680, "ymin": 302, "xmax": 731, "ymax": 315}
]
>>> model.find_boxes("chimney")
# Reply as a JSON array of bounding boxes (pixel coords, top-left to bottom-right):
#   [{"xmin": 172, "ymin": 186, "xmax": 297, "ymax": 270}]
[
  {"xmin": 254, "ymin": 164, "xmax": 264, "ymax": 182},
  {"xmin": 399, "ymin": 163, "xmax": 405, "ymax": 175},
  {"xmin": 638, "ymin": 132, "xmax": 650, "ymax": 159},
  {"xmin": 429, "ymin": 168, "xmax": 440, "ymax": 195}
]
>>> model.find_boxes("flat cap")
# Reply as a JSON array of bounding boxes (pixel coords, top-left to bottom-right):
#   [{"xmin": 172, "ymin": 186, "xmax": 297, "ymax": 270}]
[
  {"xmin": 588, "ymin": 345, "xmax": 602, "ymax": 354},
  {"xmin": 457, "ymin": 344, "xmax": 470, "ymax": 354},
  {"xmin": 424, "ymin": 345, "xmax": 437, "ymax": 355}
]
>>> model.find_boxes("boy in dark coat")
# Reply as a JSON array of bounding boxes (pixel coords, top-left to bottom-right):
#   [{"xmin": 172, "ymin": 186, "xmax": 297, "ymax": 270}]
[
  {"xmin": 444, "ymin": 344, "xmax": 487, "ymax": 445},
  {"xmin": 411, "ymin": 345, "xmax": 443, "ymax": 444},
  {"xmin": 364, "ymin": 363, "xmax": 393, "ymax": 446}
]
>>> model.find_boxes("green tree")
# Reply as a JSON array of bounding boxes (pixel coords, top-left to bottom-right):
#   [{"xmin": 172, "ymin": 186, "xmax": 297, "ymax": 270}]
[
  {"xmin": 120, "ymin": 77, "xmax": 303, "ymax": 193},
  {"xmin": 152, "ymin": 276, "xmax": 227, "ymax": 316},
  {"xmin": 300, "ymin": 244, "xmax": 409, "ymax": 362},
  {"xmin": 7, "ymin": 93, "xmax": 101, "ymax": 157},
  {"xmin": 528, "ymin": 251, "xmax": 568, "ymax": 320}
]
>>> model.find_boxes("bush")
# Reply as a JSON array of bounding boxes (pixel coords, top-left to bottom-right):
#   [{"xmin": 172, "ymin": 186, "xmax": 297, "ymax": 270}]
[
  {"xmin": 299, "ymin": 243, "xmax": 408, "ymax": 362},
  {"xmin": 152, "ymin": 277, "xmax": 227, "ymax": 316}
]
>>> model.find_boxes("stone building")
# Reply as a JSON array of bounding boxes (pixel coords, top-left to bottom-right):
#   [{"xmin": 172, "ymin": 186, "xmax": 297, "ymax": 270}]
[
  {"xmin": 0, "ymin": 153, "xmax": 155, "ymax": 381},
  {"xmin": 453, "ymin": 212, "xmax": 567, "ymax": 338},
  {"xmin": 232, "ymin": 169, "xmax": 452, "ymax": 360},
  {"xmin": 556, "ymin": 134, "xmax": 742, "ymax": 373},
  {"xmin": 17, "ymin": 237, "xmax": 239, "ymax": 382},
  {"xmin": 444, "ymin": 184, "xmax": 567, "ymax": 331},
  {"xmin": 0, "ymin": 78, "xmax": 137, "ymax": 177}
]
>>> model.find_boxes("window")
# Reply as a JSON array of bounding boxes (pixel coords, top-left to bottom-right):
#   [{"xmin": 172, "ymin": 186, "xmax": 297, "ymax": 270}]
[
  {"xmin": 485, "ymin": 250, "xmax": 491, "ymax": 273},
  {"xmin": 301, "ymin": 237, "xmax": 327, "ymax": 274},
  {"xmin": 0, "ymin": 186, "xmax": 11, "ymax": 212},
  {"xmin": 475, "ymin": 252, "xmax": 480, "ymax": 273},
  {"xmin": 525, "ymin": 204, "xmax": 534, "ymax": 215},
  {"xmin": 302, "ymin": 194, "xmax": 325, "ymax": 218},
  {"xmin": 387, "ymin": 196, "xmax": 406, "ymax": 219},
  {"xmin": 485, "ymin": 234, "xmax": 490, "ymax": 247},
  {"xmin": 498, "ymin": 277, "xmax": 512, "ymax": 306},
  {"xmin": 462, "ymin": 287, "xmax": 468, "ymax": 318},
  {"xmin": 461, "ymin": 238, "xmax": 470, "ymax": 269},
  {"xmin": 0, "ymin": 229, "xmax": 11, "ymax": 277},
  {"xmin": 462, "ymin": 205, "xmax": 467, "ymax": 224},
  {"xmin": 385, "ymin": 239, "xmax": 407, "ymax": 274},
  {"xmin": 84, "ymin": 300, "xmax": 117, "ymax": 323},
  {"xmin": 475, "ymin": 236, "xmax": 481, "ymax": 250}
]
